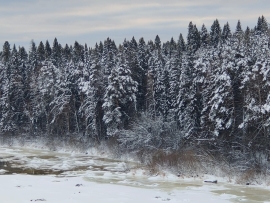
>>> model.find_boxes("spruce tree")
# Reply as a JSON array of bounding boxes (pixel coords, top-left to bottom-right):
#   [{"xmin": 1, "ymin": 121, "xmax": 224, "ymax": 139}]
[
  {"xmin": 187, "ymin": 22, "xmax": 200, "ymax": 53},
  {"xmin": 200, "ymin": 24, "xmax": 210, "ymax": 48},
  {"xmin": 45, "ymin": 40, "xmax": 52, "ymax": 60},
  {"xmin": 51, "ymin": 38, "xmax": 61, "ymax": 66},
  {"xmin": 244, "ymin": 26, "xmax": 251, "ymax": 46},
  {"xmin": 137, "ymin": 37, "xmax": 148, "ymax": 112},
  {"xmin": 210, "ymin": 19, "xmax": 221, "ymax": 47},
  {"xmin": 168, "ymin": 49, "xmax": 181, "ymax": 121},
  {"xmin": 177, "ymin": 33, "xmax": 186, "ymax": 54},
  {"xmin": 235, "ymin": 20, "xmax": 244, "ymax": 41},
  {"xmin": 102, "ymin": 54, "xmax": 137, "ymax": 136},
  {"xmin": 2, "ymin": 41, "xmax": 11, "ymax": 64},
  {"xmin": 176, "ymin": 53, "xmax": 198, "ymax": 138},
  {"xmin": 80, "ymin": 47, "xmax": 105, "ymax": 140},
  {"xmin": 221, "ymin": 22, "xmax": 232, "ymax": 42},
  {"xmin": 63, "ymin": 44, "xmax": 71, "ymax": 62},
  {"xmin": 37, "ymin": 41, "xmax": 45, "ymax": 62},
  {"xmin": 155, "ymin": 35, "xmax": 161, "ymax": 50},
  {"xmin": 29, "ymin": 40, "xmax": 38, "ymax": 68},
  {"xmin": 261, "ymin": 15, "xmax": 268, "ymax": 33}
]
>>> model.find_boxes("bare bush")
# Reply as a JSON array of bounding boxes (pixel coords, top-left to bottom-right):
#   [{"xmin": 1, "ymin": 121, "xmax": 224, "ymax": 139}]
[{"xmin": 118, "ymin": 113, "xmax": 182, "ymax": 151}]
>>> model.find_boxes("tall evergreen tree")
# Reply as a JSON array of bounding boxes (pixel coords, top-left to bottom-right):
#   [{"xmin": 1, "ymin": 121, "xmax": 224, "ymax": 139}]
[
  {"xmin": 221, "ymin": 22, "xmax": 232, "ymax": 42},
  {"xmin": 234, "ymin": 20, "xmax": 244, "ymax": 41},
  {"xmin": 45, "ymin": 40, "xmax": 52, "ymax": 60},
  {"xmin": 155, "ymin": 35, "xmax": 161, "ymax": 50},
  {"xmin": 29, "ymin": 40, "xmax": 38, "ymax": 68},
  {"xmin": 1, "ymin": 41, "xmax": 11, "ymax": 64},
  {"xmin": 177, "ymin": 33, "xmax": 186, "ymax": 54},
  {"xmin": 37, "ymin": 41, "xmax": 45, "ymax": 62},
  {"xmin": 137, "ymin": 37, "xmax": 148, "ymax": 112},
  {"xmin": 200, "ymin": 24, "xmax": 210, "ymax": 47},
  {"xmin": 187, "ymin": 22, "xmax": 200, "ymax": 53},
  {"xmin": 210, "ymin": 19, "xmax": 221, "ymax": 47},
  {"xmin": 102, "ymin": 54, "xmax": 137, "ymax": 136},
  {"xmin": 51, "ymin": 38, "xmax": 61, "ymax": 66}
]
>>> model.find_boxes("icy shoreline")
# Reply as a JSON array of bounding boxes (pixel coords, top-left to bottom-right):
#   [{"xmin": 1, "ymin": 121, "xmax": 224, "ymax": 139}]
[
  {"xmin": 1, "ymin": 146, "xmax": 270, "ymax": 202},
  {"xmin": 0, "ymin": 174, "xmax": 234, "ymax": 203}
]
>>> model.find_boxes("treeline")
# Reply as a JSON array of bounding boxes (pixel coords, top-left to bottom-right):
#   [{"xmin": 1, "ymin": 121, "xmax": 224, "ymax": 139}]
[{"xmin": 0, "ymin": 16, "xmax": 270, "ymax": 152}]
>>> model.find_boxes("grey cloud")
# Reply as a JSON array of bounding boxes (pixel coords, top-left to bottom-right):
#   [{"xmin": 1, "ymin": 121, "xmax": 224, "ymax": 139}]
[{"xmin": 0, "ymin": 0, "xmax": 269, "ymax": 49}]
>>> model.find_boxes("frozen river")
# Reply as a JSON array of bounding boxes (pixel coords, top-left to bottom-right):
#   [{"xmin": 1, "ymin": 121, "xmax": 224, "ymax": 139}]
[{"xmin": 0, "ymin": 147, "xmax": 270, "ymax": 203}]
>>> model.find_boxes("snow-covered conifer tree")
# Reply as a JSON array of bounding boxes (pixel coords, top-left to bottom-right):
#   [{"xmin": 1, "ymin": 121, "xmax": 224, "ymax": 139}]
[
  {"xmin": 210, "ymin": 19, "xmax": 221, "ymax": 47},
  {"xmin": 102, "ymin": 53, "xmax": 137, "ymax": 136}
]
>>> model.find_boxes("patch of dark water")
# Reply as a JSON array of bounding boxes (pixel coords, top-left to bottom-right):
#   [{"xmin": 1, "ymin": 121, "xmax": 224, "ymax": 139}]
[
  {"xmin": 26, "ymin": 155, "xmax": 56, "ymax": 160},
  {"xmin": 94, "ymin": 157, "xmax": 122, "ymax": 163},
  {"xmin": 0, "ymin": 160, "xmax": 63, "ymax": 175},
  {"xmin": 0, "ymin": 160, "xmax": 95, "ymax": 175},
  {"xmin": 0, "ymin": 157, "xmax": 129, "ymax": 176},
  {"xmin": 0, "ymin": 156, "xmax": 14, "ymax": 160}
]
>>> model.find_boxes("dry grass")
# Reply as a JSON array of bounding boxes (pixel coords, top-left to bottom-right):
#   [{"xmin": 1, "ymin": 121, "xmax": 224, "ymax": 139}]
[
  {"xmin": 142, "ymin": 149, "xmax": 202, "ymax": 175},
  {"xmin": 2, "ymin": 133, "xmax": 270, "ymax": 185},
  {"xmin": 236, "ymin": 169, "xmax": 256, "ymax": 184}
]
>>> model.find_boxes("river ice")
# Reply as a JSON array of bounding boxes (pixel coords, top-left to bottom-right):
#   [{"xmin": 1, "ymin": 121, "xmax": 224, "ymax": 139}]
[{"xmin": 0, "ymin": 147, "xmax": 269, "ymax": 203}]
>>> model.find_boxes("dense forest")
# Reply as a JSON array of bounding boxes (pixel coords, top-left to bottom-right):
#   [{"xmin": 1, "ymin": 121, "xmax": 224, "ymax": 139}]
[{"xmin": 0, "ymin": 16, "xmax": 270, "ymax": 160}]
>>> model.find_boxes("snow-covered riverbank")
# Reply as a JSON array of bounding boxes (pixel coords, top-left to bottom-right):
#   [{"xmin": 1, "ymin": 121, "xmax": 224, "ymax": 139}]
[
  {"xmin": 1, "ymin": 147, "xmax": 270, "ymax": 203},
  {"xmin": 0, "ymin": 174, "xmax": 233, "ymax": 203}
]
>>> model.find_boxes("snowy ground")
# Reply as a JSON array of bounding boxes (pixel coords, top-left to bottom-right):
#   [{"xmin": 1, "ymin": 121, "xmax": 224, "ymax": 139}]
[
  {"xmin": 1, "ymin": 174, "xmax": 233, "ymax": 203},
  {"xmin": 0, "ymin": 147, "xmax": 270, "ymax": 203}
]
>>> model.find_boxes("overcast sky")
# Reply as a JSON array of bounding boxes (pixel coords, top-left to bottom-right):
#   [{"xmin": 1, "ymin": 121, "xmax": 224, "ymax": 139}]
[{"xmin": 0, "ymin": 0, "xmax": 269, "ymax": 49}]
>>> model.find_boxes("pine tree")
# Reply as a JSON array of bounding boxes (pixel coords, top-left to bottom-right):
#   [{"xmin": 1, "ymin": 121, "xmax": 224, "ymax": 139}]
[
  {"xmin": 84, "ymin": 43, "xmax": 90, "ymax": 64},
  {"xmin": 102, "ymin": 38, "xmax": 116, "ymax": 78},
  {"xmin": 137, "ymin": 37, "xmax": 148, "ymax": 112},
  {"xmin": 168, "ymin": 37, "xmax": 177, "ymax": 58},
  {"xmin": 155, "ymin": 35, "xmax": 161, "ymax": 50},
  {"xmin": 37, "ymin": 41, "xmax": 45, "ymax": 62},
  {"xmin": 102, "ymin": 54, "xmax": 137, "ymax": 136},
  {"xmin": 207, "ymin": 52, "xmax": 235, "ymax": 137},
  {"xmin": 29, "ymin": 40, "xmax": 38, "ymax": 68},
  {"xmin": 177, "ymin": 33, "xmax": 186, "ymax": 55},
  {"xmin": 187, "ymin": 22, "xmax": 200, "ymax": 53},
  {"xmin": 63, "ymin": 44, "xmax": 71, "ymax": 62},
  {"xmin": 51, "ymin": 38, "xmax": 61, "ymax": 66},
  {"xmin": 244, "ymin": 26, "xmax": 251, "ymax": 46},
  {"xmin": 45, "ymin": 40, "xmax": 52, "ymax": 60},
  {"xmin": 257, "ymin": 16, "xmax": 262, "ymax": 31},
  {"xmin": 200, "ymin": 24, "xmax": 210, "ymax": 48},
  {"xmin": 1, "ymin": 41, "xmax": 11, "ymax": 64},
  {"xmin": 261, "ymin": 15, "xmax": 268, "ymax": 33},
  {"xmin": 168, "ymin": 49, "xmax": 181, "ymax": 121},
  {"xmin": 0, "ymin": 45, "xmax": 18, "ymax": 133},
  {"xmin": 256, "ymin": 15, "xmax": 268, "ymax": 34},
  {"xmin": 210, "ymin": 19, "xmax": 221, "ymax": 47},
  {"xmin": 176, "ymin": 53, "xmax": 198, "ymax": 138},
  {"xmin": 123, "ymin": 38, "xmax": 142, "ymax": 114},
  {"xmin": 221, "ymin": 22, "xmax": 232, "ymax": 42},
  {"xmin": 72, "ymin": 41, "xmax": 84, "ymax": 64},
  {"xmin": 155, "ymin": 54, "xmax": 169, "ymax": 120},
  {"xmin": 80, "ymin": 47, "xmax": 105, "ymax": 140},
  {"xmin": 130, "ymin": 36, "xmax": 138, "ymax": 51},
  {"xmin": 234, "ymin": 20, "xmax": 244, "ymax": 41}
]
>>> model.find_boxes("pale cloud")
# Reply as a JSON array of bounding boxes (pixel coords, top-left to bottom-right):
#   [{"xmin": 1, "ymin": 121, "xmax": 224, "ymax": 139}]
[{"xmin": 0, "ymin": 0, "xmax": 269, "ymax": 49}]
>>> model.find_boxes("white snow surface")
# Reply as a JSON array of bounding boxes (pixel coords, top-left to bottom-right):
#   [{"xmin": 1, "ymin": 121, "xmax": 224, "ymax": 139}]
[
  {"xmin": 0, "ymin": 174, "xmax": 233, "ymax": 203},
  {"xmin": 0, "ymin": 147, "xmax": 270, "ymax": 203}
]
